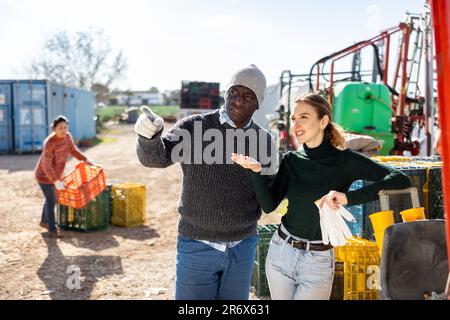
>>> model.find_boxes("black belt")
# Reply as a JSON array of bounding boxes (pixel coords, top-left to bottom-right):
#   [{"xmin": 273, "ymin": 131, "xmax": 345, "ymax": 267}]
[{"xmin": 277, "ymin": 227, "xmax": 333, "ymax": 251}]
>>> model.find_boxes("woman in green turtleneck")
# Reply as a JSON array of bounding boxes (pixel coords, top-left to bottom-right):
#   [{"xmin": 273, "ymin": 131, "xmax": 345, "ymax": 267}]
[{"xmin": 231, "ymin": 93, "xmax": 410, "ymax": 300}]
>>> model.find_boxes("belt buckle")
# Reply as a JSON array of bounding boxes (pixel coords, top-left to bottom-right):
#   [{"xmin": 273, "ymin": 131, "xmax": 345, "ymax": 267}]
[
  {"xmin": 289, "ymin": 238, "xmax": 296, "ymax": 247},
  {"xmin": 290, "ymin": 238, "xmax": 304, "ymax": 249}
]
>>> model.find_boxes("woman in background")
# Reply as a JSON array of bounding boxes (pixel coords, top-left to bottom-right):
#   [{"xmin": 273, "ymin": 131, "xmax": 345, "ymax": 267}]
[{"xmin": 35, "ymin": 115, "xmax": 94, "ymax": 238}]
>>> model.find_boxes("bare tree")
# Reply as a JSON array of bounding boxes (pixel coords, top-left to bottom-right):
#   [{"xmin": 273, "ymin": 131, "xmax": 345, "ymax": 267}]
[{"xmin": 28, "ymin": 28, "xmax": 127, "ymax": 94}]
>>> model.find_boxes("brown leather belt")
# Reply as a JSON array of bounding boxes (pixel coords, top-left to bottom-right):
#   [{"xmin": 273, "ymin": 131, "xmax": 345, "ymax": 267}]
[{"xmin": 277, "ymin": 227, "xmax": 333, "ymax": 251}]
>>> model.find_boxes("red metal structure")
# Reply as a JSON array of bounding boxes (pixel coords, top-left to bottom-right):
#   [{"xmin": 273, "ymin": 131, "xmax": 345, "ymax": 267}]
[
  {"xmin": 307, "ymin": 22, "xmax": 429, "ymax": 155},
  {"xmin": 276, "ymin": 2, "xmax": 450, "ymax": 298},
  {"xmin": 430, "ymin": 0, "xmax": 450, "ymax": 298},
  {"xmin": 310, "ymin": 23, "xmax": 411, "ymax": 116}
]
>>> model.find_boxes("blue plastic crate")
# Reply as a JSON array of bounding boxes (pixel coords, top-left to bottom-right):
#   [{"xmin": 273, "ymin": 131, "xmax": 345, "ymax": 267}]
[{"xmin": 345, "ymin": 180, "xmax": 364, "ymax": 237}]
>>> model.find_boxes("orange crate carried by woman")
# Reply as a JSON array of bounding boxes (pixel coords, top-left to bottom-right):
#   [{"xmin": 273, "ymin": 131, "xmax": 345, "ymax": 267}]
[{"xmin": 56, "ymin": 161, "xmax": 107, "ymax": 209}]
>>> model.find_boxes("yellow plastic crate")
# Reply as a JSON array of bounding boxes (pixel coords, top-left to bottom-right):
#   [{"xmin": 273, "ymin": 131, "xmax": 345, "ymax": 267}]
[
  {"xmin": 270, "ymin": 198, "xmax": 288, "ymax": 215},
  {"xmin": 413, "ymin": 161, "xmax": 443, "ymax": 167},
  {"xmin": 334, "ymin": 237, "xmax": 381, "ymax": 300},
  {"xmin": 372, "ymin": 156, "xmax": 411, "ymax": 163},
  {"xmin": 111, "ymin": 183, "xmax": 146, "ymax": 227}
]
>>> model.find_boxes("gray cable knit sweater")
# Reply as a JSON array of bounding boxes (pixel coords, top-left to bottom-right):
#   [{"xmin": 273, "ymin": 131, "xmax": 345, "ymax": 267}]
[{"xmin": 136, "ymin": 109, "xmax": 275, "ymax": 241}]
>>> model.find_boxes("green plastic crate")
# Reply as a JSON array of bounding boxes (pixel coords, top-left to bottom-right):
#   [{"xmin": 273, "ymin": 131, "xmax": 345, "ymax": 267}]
[
  {"xmin": 252, "ymin": 262, "xmax": 269, "ymax": 297},
  {"xmin": 251, "ymin": 224, "xmax": 279, "ymax": 297},
  {"xmin": 57, "ymin": 185, "xmax": 111, "ymax": 232},
  {"xmin": 428, "ymin": 167, "xmax": 444, "ymax": 219}
]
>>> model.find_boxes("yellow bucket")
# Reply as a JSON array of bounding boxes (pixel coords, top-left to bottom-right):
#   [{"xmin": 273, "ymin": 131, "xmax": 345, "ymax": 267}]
[
  {"xmin": 400, "ymin": 207, "xmax": 425, "ymax": 222},
  {"xmin": 369, "ymin": 210, "xmax": 395, "ymax": 233},
  {"xmin": 373, "ymin": 231, "xmax": 385, "ymax": 254}
]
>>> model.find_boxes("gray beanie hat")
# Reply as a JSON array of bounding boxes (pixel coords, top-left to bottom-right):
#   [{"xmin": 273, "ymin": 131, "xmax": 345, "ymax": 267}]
[{"xmin": 226, "ymin": 64, "xmax": 267, "ymax": 108}]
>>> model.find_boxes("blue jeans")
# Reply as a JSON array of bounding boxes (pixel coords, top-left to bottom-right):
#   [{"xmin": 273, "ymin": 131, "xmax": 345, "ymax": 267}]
[
  {"xmin": 175, "ymin": 234, "xmax": 258, "ymax": 300},
  {"xmin": 265, "ymin": 224, "xmax": 335, "ymax": 300},
  {"xmin": 39, "ymin": 183, "xmax": 57, "ymax": 232}
]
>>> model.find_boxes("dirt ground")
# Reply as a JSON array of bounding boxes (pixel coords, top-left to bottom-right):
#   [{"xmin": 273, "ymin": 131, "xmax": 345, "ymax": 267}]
[{"xmin": 0, "ymin": 122, "xmax": 281, "ymax": 300}]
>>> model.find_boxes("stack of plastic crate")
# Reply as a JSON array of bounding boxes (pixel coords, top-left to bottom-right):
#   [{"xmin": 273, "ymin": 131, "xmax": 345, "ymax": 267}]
[
  {"xmin": 346, "ymin": 156, "xmax": 443, "ymax": 239},
  {"xmin": 331, "ymin": 237, "xmax": 380, "ymax": 300},
  {"xmin": 251, "ymin": 224, "xmax": 278, "ymax": 297},
  {"xmin": 359, "ymin": 164, "xmax": 427, "ymax": 239},
  {"xmin": 57, "ymin": 185, "xmax": 111, "ymax": 232},
  {"xmin": 56, "ymin": 161, "xmax": 107, "ymax": 209},
  {"xmin": 56, "ymin": 161, "xmax": 109, "ymax": 232},
  {"xmin": 180, "ymin": 81, "xmax": 220, "ymax": 109}
]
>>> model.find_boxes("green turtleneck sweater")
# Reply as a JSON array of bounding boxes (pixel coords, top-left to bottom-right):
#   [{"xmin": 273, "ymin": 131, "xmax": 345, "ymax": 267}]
[{"xmin": 251, "ymin": 137, "xmax": 411, "ymax": 240}]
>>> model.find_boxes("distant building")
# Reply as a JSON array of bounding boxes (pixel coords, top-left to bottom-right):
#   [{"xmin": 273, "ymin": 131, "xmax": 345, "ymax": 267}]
[
  {"xmin": 113, "ymin": 94, "xmax": 129, "ymax": 105},
  {"xmin": 108, "ymin": 91, "xmax": 164, "ymax": 106}
]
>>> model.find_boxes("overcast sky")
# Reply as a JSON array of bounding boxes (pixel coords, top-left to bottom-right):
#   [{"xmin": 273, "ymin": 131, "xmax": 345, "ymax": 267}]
[{"xmin": 0, "ymin": 0, "xmax": 426, "ymax": 91}]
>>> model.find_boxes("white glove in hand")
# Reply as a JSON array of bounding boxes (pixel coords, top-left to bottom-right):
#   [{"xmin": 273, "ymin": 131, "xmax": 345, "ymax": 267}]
[
  {"xmin": 134, "ymin": 105, "xmax": 164, "ymax": 139},
  {"xmin": 316, "ymin": 201, "xmax": 355, "ymax": 247},
  {"xmin": 55, "ymin": 180, "xmax": 65, "ymax": 191}
]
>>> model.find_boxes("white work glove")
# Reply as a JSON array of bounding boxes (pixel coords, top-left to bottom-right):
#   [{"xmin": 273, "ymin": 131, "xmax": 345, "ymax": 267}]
[
  {"xmin": 316, "ymin": 201, "xmax": 355, "ymax": 247},
  {"xmin": 318, "ymin": 201, "xmax": 329, "ymax": 245},
  {"xmin": 54, "ymin": 180, "xmax": 66, "ymax": 191},
  {"xmin": 134, "ymin": 105, "xmax": 164, "ymax": 139},
  {"xmin": 85, "ymin": 158, "xmax": 95, "ymax": 166}
]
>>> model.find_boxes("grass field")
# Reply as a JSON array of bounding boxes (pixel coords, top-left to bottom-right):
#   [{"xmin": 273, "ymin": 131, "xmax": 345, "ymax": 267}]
[
  {"xmin": 96, "ymin": 106, "xmax": 126, "ymax": 122},
  {"xmin": 96, "ymin": 105, "xmax": 180, "ymax": 122}
]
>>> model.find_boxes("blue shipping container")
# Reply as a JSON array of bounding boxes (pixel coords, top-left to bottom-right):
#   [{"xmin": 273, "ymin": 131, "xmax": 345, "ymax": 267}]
[
  {"xmin": 66, "ymin": 86, "xmax": 96, "ymax": 142},
  {"xmin": 0, "ymin": 80, "xmax": 96, "ymax": 153},
  {"xmin": 47, "ymin": 82, "xmax": 95, "ymax": 142},
  {"xmin": 46, "ymin": 82, "xmax": 96, "ymax": 143},
  {"xmin": 11, "ymin": 81, "xmax": 48, "ymax": 153},
  {"xmin": 0, "ymin": 81, "xmax": 14, "ymax": 153}
]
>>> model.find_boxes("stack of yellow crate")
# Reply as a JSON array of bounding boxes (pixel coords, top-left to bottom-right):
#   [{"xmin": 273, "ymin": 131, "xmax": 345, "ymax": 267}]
[
  {"xmin": 334, "ymin": 237, "xmax": 381, "ymax": 300},
  {"xmin": 372, "ymin": 156, "xmax": 411, "ymax": 163},
  {"xmin": 111, "ymin": 183, "xmax": 146, "ymax": 227}
]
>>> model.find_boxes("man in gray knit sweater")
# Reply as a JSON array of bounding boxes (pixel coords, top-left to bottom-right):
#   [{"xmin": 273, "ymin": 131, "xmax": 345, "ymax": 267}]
[{"xmin": 135, "ymin": 65, "xmax": 276, "ymax": 300}]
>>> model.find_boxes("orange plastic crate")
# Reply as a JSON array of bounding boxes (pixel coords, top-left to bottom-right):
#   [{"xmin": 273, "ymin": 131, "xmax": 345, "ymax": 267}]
[{"xmin": 56, "ymin": 161, "xmax": 107, "ymax": 209}]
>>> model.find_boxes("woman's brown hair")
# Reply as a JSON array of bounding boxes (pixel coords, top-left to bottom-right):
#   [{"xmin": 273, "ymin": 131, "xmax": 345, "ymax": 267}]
[
  {"xmin": 295, "ymin": 93, "xmax": 346, "ymax": 149},
  {"xmin": 51, "ymin": 115, "xmax": 69, "ymax": 129}
]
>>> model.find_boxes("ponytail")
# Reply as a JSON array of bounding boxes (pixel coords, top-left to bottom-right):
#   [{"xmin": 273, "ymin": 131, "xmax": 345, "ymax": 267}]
[{"xmin": 327, "ymin": 122, "xmax": 346, "ymax": 150}]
